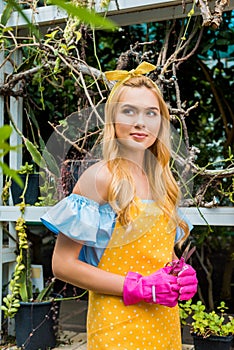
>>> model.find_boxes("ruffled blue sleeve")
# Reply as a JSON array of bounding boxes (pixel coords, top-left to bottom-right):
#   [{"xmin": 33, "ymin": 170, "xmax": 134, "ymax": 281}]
[
  {"xmin": 40, "ymin": 193, "xmax": 116, "ymax": 248},
  {"xmin": 175, "ymin": 208, "xmax": 193, "ymax": 243}
]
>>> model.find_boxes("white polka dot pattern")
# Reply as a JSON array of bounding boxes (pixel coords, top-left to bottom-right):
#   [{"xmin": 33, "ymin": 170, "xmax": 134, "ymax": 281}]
[{"xmin": 87, "ymin": 202, "xmax": 181, "ymax": 349}]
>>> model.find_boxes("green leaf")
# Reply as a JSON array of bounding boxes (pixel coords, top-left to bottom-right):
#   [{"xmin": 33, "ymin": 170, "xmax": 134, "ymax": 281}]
[
  {"xmin": 50, "ymin": 0, "xmax": 117, "ymax": 30},
  {"xmin": 23, "ymin": 138, "xmax": 46, "ymax": 169},
  {"xmin": 5, "ymin": 0, "xmax": 41, "ymax": 40},
  {"xmin": 3, "ymin": 297, "xmax": 10, "ymax": 306},
  {"xmin": 12, "ymin": 302, "xmax": 20, "ymax": 308},
  {"xmin": 187, "ymin": 8, "xmax": 194, "ymax": 17},
  {"xmin": 0, "ymin": 125, "xmax": 12, "ymax": 141},
  {"xmin": 15, "ymin": 53, "xmax": 38, "ymax": 74},
  {"xmin": 74, "ymin": 30, "xmax": 82, "ymax": 43},
  {"xmin": 216, "ymin": 38, "xmax": 229, "ymax": 46},
  {"xmin": 45, "ymin": 29, "xmax": 59, "ymax": 39},
  {"xmin": 0, "ymin": 143, "xmax": 20, "ymax": 157},
  {"xmin": 0, "ymin": 162, "xmax": 23, "ymax": 187},
  {"xmin": 36, "ymin": 278, "xmax": 55, "ymax": 302},
  {"xmin": 1, "ymin": 305, "xmax": 8, "ymax": 312},
  {"xmin": 42, "ymin": 147, "xmax": 60, "ymax": 178},
  {"xmin": 19, "ymin": 270, "xmax": 29, "ymax": 302},
  {"xmin": 0, "ymin": 2, "xmax": 14, "ymax": 26},
  {"xmin": 9, "ymin": 307, "xmax": 19, "ymax": 314},
  {"xmin": 18, "ymin": 162, "xmax": 34, "ymax": 174},
  {"xmin": 2, "ymin": 26, "xmax": 14, "ymax": 32}
]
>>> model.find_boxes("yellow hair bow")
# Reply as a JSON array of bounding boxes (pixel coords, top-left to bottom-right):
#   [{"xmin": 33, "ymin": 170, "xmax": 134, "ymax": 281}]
[
  {"xmin": 105, "ymin": 61, "xmax": 156, "ymax": 82},
  {"xmin": 105, "ymin": 62, "xmax": 157, "ymax": 101}
]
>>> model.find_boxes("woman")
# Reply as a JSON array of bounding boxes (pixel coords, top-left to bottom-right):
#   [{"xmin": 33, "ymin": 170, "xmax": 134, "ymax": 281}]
[{"xmin": 41, "ymin": 62, "xmax": 198, "ymax": 349}]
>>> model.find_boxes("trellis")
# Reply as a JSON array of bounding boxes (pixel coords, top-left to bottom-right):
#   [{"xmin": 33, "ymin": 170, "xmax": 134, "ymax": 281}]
[{"xmin": 0, "ymin": 0, "xmax": 234, "ymax": 336}]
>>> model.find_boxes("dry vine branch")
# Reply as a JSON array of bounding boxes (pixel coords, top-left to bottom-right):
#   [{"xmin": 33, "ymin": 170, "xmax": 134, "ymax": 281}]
[
  {"xmin": 196, "ymin": 0, "xmax": 213, "ymax": 26},
  {"xmin": 170, "ymin": 102, "xmax": 200, "ymax": 117},
  {"xmin": 174, "ymin": 152, "xmax": 234, "ymax": 178},
  {"xmin": 157, "ymin": 20, "xmax": 176, "ymax": 68},
  {"xmin": 198, "ymin": 59, "xmax": 234, "ymax": 146},
  {"xmin": 211, "ymin": 0, "xmax": 230, "ymax": 28},
  {"xmin": 176, "ymin": 25, "xmax": 204, "ymax": 67},
  {"xmin": 160, "ymin": 18, "xmax": 201, "ymax": 75},
  {"xmin": 0, "ymin": 6, "xmax": 233, "ymax": 207},
  {"xmin": 0, "ymin": 57, "xmax": 112, "ymax": 96},
  {"xmin": 196, "ymin": 0, "xmax": 229, "ymax": 27}
]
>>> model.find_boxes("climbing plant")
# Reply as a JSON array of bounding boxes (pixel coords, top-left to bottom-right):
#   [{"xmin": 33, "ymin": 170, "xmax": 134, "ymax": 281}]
[{"xmin": 0, "ymin": 1, "xmax": 233, "ymax": 205}]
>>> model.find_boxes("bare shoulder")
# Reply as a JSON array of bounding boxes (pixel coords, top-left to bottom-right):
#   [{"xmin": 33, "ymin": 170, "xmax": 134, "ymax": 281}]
[{"xmin": 72, "ymin": 160, "xmax": 112, "ymax": 204}]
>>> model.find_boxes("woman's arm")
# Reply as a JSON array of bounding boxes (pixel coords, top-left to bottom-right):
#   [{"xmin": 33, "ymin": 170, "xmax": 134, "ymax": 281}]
[
  {"xmin": 52, "ymin": 161, "xmax": 124, "ymax": 295},
  {"xmin": 52, "ymin": 233, "xmax": 125, "ymax": 295}
]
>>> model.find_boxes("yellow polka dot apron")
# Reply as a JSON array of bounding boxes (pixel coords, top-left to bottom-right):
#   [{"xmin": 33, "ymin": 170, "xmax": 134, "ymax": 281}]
[{"xmin": 87, "ymin": 200, "xmax": 181, "ymax": 350}]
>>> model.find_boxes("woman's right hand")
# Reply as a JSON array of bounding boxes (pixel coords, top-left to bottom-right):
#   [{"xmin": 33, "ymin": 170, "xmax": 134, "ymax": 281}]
[{"xmin": 123, "ymin": 267, "xmax": 180, "ymax": 307}]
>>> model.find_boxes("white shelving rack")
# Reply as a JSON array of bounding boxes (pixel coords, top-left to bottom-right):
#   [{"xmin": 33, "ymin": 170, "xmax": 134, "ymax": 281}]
[{"xmin": 1, "ymin": 1, "xmax": 234, "ymax": 28}]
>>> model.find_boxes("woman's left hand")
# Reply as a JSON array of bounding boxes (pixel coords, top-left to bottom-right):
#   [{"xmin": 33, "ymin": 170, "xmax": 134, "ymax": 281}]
[
  {"xmin": 166, "ymin": 257, "xmax": 198, "ymax": 300},
  {"xmin": 177, "ymin": 260, "xmax": 198, "ymax": 300}
]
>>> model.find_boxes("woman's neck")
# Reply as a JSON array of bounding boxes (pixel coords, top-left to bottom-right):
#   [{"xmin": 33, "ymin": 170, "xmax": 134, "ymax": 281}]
[
  {"xmin": 119, "ymin": 148, "xmax": 145, "ymax": 171},
  {"xmin": 121, "ymin": 155, "xmax": 153, "ymax": 200}
]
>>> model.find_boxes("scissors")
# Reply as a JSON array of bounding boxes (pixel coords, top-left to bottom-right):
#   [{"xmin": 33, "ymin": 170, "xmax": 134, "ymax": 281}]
[{"xmin": 168, "ymin": 241, "xmax": 196, "ymax": 276}]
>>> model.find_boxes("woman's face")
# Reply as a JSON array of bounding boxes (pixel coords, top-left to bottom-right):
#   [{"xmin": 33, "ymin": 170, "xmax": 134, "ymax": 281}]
[{"xmin": 114, "ymin": 86, "xmax": 161, "ymax": 151}]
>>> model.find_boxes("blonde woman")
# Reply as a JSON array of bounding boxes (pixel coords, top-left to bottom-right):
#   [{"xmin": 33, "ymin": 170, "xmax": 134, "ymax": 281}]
[{"xmin": 41, "ymin": 62, "xmax": 198, "ymax": 350}]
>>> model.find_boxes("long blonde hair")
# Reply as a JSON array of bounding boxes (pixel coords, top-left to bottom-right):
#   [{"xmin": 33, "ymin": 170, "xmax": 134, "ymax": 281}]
[{"xmin": 103, "ymin": 75, "xmax": 189, "ymax": 246}]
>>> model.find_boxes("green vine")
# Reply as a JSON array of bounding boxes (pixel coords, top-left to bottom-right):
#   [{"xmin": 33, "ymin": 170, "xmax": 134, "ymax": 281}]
[
  {"xmin": 1, "ymin": 164, "xmax": 33, "ymax": 318},
  {"xmin": 1, "ymin": 176, "xmax": 11, "ymax": 206},
  {"xmin": 1, "ymin": 205, "xmax": 28, "ymax": 318},
  {"xmin": 180, "ymin": 0, "xmax": 196, "ymax": 44}
]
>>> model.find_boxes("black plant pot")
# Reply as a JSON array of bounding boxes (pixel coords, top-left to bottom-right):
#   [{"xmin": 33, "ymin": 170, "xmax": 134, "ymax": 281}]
[
  {"xmin": 11, "ymin": 174, "xmax": 39, "ymax": 205},
  {"xmin": 192, "ymin": 334, "xmax": 233, "ymax": 350},
  {"xmin": 15, "ymin": 297, "xmax": 61, "ymax": 350}
]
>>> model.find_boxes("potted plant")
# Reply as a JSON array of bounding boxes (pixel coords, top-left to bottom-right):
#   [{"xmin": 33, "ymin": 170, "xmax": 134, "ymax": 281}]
[
  {"xmin": 10, "ymin": 162, "xmax": 39, "ymax": 205},
  {"xmin": 1, "ymin": 172, "xmax": 86, "ymax": 349},
  {"xmin": 1, "ymin": 170, "xmax": 61, "ymax": 350},
  {"xmin": 179, "ymin": 299, "xmax": 234, "ymax": 350}
]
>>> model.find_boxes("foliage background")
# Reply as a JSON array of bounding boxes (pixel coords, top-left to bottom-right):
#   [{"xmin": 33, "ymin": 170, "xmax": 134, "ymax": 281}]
[{"xmin": 20, "ymin": 10, "xmax": 234, "ymax": 205}]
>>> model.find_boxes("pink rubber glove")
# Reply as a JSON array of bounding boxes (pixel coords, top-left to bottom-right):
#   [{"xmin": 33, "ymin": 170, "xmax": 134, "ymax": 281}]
[
  {"xmin": 123, "ymin": 267, "xmax": 179, "ymax": 307},
  {"xmin": 169, "ymin": 257, "xmax": 198, "ymax": 300},
  {"xmin": 177, "ymin": 260, "xmax": 198, "ymax": 300}
]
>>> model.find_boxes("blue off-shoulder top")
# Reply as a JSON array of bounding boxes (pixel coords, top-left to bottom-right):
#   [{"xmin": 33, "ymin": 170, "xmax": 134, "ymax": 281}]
[{"xmin": 40, "ymin": 193, "xmax": 192, "ymax": 267}]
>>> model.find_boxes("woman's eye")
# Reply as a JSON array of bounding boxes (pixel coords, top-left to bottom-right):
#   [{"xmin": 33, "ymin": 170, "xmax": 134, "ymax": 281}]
[
  {"xmin": 122, "ymin": 108, "xmax": 135, "ymax": 115},
  {"xmin": 146, "ymin": 110, "xmax": 157, "ymax": 117}
]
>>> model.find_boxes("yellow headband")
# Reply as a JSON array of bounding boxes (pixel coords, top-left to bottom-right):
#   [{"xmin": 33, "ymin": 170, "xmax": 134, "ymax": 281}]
[{"xmin": 105, "ymin": 62, "xmax": 157, "ymax": 101}]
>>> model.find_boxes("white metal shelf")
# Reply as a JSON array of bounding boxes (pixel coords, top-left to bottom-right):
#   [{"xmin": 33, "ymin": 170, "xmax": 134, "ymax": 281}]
[
  {"xmin": 178, "ymin": 206, "xmax": 234, "ymax": 226},
  {"xmin": 0, "ymin": 206, "xmax": 233, "ymax": 226},
  {"xmin": 1, "ymin": 1, "xmax": 234, "ymax": 28},
  {"xmin": 2, "ymin": 246, "xmax": 16, "ymax": 264},
  {"xmin": 0, "ymin": 206, "xmax": 48, "ymax": 222}
]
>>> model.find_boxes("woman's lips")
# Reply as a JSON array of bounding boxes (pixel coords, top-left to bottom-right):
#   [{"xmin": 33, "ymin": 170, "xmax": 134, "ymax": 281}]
[{"xmin": 130, "ymin": 133, "xmax": 148, "ymax": 140}]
